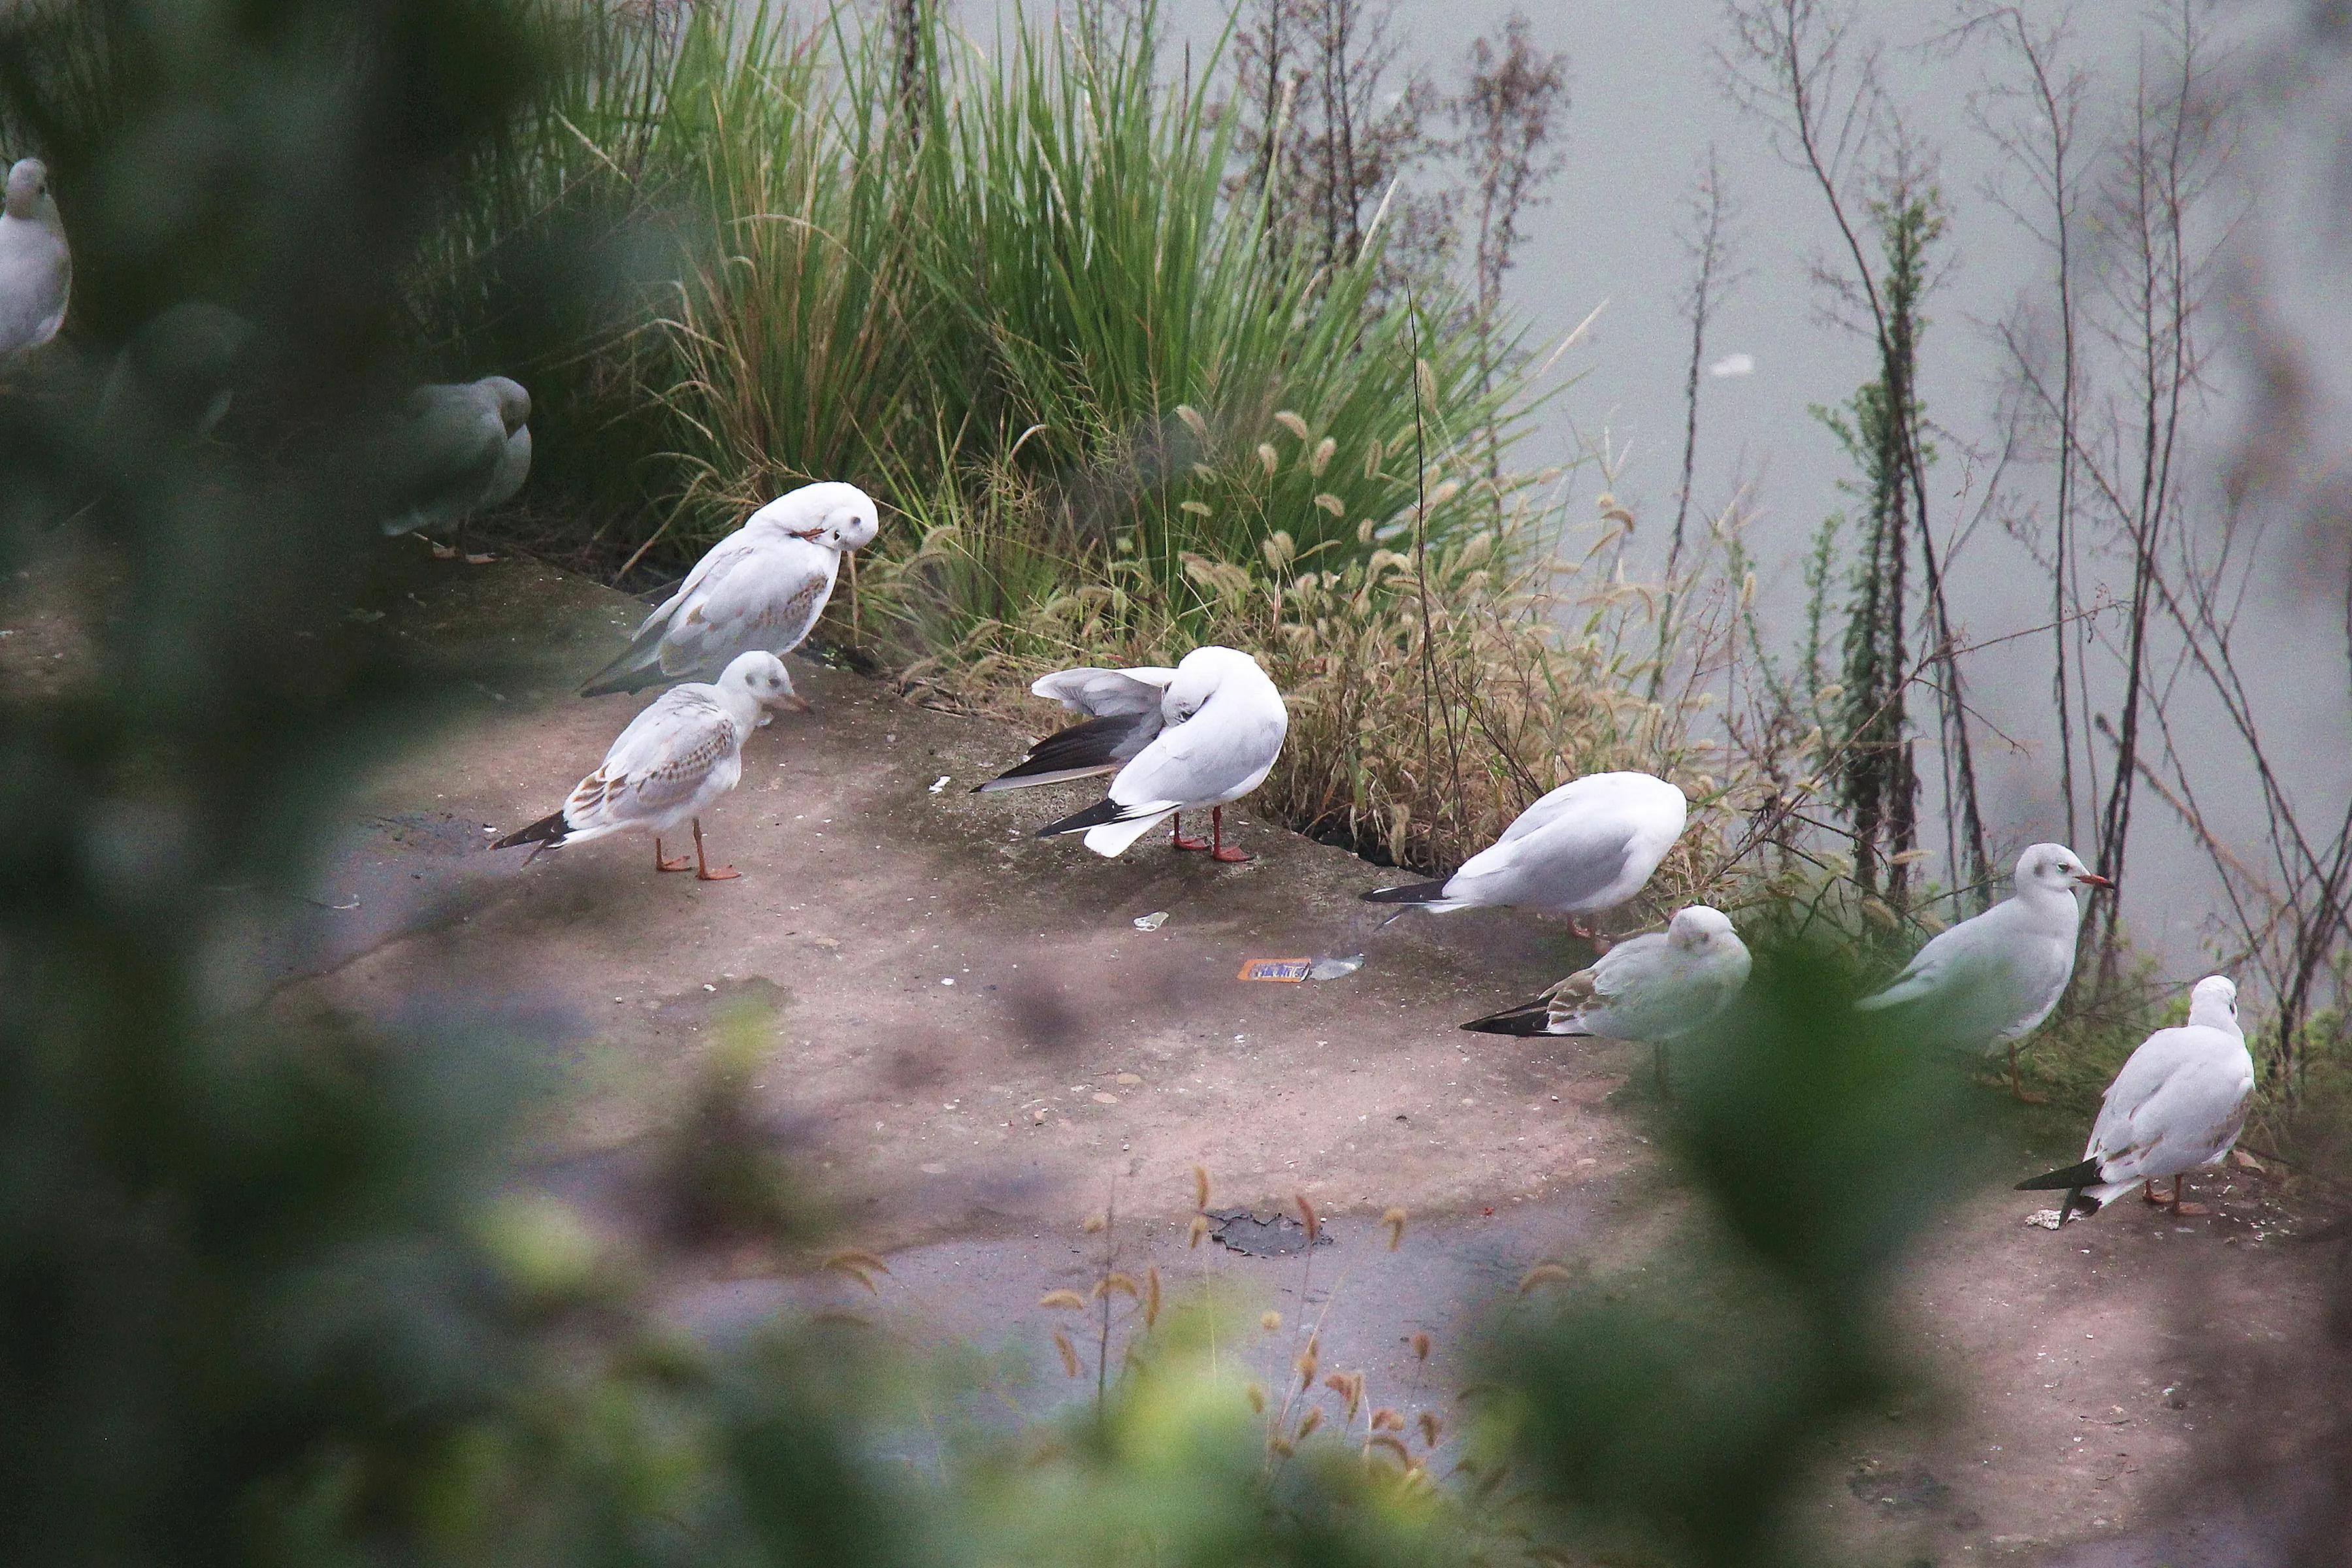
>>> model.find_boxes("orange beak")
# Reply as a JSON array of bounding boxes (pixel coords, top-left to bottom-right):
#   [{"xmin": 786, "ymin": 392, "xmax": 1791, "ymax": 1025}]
[{"xmin": 2075, "ymin": 872, "xmax": 2114, "ymax": 889}]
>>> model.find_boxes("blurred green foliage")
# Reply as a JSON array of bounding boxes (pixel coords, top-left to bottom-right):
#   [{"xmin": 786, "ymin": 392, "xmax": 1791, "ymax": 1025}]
[{"xmin": 1485, "ymin": 946, "xmax": 1990, "ymax": 1567}]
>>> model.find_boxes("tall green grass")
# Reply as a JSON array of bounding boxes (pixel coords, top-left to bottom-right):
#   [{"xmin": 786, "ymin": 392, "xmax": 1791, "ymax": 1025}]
[{"xmin": 656, "ymin": 3, "xmax": 1523, "ymax": 570}]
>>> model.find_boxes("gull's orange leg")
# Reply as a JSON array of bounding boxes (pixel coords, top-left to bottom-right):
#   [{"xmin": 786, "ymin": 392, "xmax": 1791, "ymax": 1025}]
[
  {"xmin": 2172, "ymin": 1174, "xmax": 2212, "ymax": 1217},
  {"xmin": 1209, "ymin": 805, "xmax": 1250, "ymax": 864},
  {"xmin": 1171, "ymin": 811, "xmax": 1209, "ymax": 852},
  {"xmin": 691, "ymin": 818, "xmax": 741, "ymax": 882},
  {"xmin": 2006, "ymin": 1043, "xmax": 2048, "ymax": 1104},
  {"xmin": 655, "ymin": 836, "xmax": 693, "ymax": 873}
]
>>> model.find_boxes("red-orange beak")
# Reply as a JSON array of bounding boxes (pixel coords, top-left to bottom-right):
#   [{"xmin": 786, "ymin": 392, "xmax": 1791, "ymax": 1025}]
[{"xmin": 2075, "ymin": 872, "xmax": 2114, "ymax": 889}]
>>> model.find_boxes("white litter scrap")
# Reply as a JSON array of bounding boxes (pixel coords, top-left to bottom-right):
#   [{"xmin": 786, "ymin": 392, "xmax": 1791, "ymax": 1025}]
[
  {"xmin": 1133, "ymin": 911, "xmax": 1169, "ymax": 932},
  {"xmin": 2025, "ymin": 1209, "xmax": 2066, "ymax": 1230},
  {"xmin": 1307, "ymin": 954, "xmax": 1365, "ymax": 980},
  {"xmin": 930, "ymin": 776, "xmax": 950, "ymax": 793}
]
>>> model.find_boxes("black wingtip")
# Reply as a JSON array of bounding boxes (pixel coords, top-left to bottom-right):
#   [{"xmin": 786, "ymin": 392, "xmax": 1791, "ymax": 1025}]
[
  {"xmin": 1035, "ymin": 796, "xmax": 1128, "ymax": 839},
  {"xmin": 1360, "ymin": 878, "xmax": 1450, "ymax": 905},
  {"xmin": 2015, "ymin": 1157, "xmax": 2102, "ymax": 1193},
  {"xmin": 491, "ymin": 809, "xmax": 569, "ymax": 853},
  {"xmin": 1459, "ymin": 1005, "xmax": 1552, "ymax": 1037}
]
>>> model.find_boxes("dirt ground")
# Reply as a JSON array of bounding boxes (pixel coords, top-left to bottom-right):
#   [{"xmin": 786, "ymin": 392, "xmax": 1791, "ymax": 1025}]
[{"xmin": 18, "ymin": 547, "xmax": 2340, "ymax": 1567}]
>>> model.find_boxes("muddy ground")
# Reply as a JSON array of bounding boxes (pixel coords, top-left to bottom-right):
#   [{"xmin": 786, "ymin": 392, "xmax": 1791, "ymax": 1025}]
[{"xmin": 14, "ymin": 546, "xmax": 2340, "ymax": 1565}]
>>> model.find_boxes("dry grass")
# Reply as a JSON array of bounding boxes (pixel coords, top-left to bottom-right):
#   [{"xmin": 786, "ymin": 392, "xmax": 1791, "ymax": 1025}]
[{"xmin": 872, "ymin": 458, "xmax": 1731, "ymax": 879}]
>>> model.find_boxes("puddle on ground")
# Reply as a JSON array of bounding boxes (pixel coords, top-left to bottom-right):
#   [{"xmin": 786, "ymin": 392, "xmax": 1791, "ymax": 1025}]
[{"xmin": 1205, "ymin": 1209, "xmax": 1334, "ymax": 1256}]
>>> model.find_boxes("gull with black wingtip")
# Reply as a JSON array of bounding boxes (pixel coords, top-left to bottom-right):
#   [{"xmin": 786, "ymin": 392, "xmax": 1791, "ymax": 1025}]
[
  {"xmin": 1362, "ymin": 771, "xmax": 1689, "ymax": 937},
  {"xmin": 1021, "ymin": 646, "xmax": 1288, "ymax": 863},
  {"xmin": 2016, "ymin": 975, "xmax": 2253, "ymax": 1222}
]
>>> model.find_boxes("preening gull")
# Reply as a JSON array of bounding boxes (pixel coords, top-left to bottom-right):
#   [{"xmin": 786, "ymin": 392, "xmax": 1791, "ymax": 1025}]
[
  {"xmin": 1855, "ymin": 841, "xmax": 2110, "ymax": 1100},
  {"xmin": 375, "ymin": 376, "xmax": 532, "ymax": 563},
  {"xmin": 1, "ymin": 158, "xmax": 71, "ymax": 359},
  {"xmin": 1362, "ymin": 771, "xmax": 1688, "ymax": 934},
  {"xmin": 581, "ymin": 481, "xmax": 879, "ymax": 698},
  {"xmin": 1026, "ymin": 646, "xmax": 1288, "ymax": 862},
  {"xmin": 494, "ymin": 651, "xmax": 806, "ymax": 881},
  {"xmin": 1462, "ymin": 905, "xmax": 1750, "ymax": 1094},
  {"xmin": 99, "ymin": 302, "xmax": 255, "ymax": 440},
  {"xmin": 975, "ymin": 662, "xmax": 1228, "ymax": 840},
  {"xmin": 2016, "ymin": 975, "xmax": 2253, "ymax": 1221}
]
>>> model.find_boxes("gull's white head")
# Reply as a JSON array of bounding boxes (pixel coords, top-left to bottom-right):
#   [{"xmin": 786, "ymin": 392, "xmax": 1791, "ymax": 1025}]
[
  {"xmin": 755, "ymin": 481, "xmax": 881, "ymax": 553},
  {"xmin": 2014, "ymin": 842, "xmax": 2110, "ymax": 898},
  {"xmin": 1666, "ymin": 904, "xmax": 1738, "ymax": 953},
  {"xmin": 480, "ymin": 375, "xmax": 531, "ymax": 435},
  {"xmin": 5, "ymin": 157, "xmax": 50, "ymax": 219},
  {"xmin": 2187, "ymin": 974, "xmax": 2240, "ymax": 1032},
  {"xmin": 1161, "ymin": 645, "xmax": 1271, "ymax": 725},
  {"xmin": 719, "ymin": 650, "xmax": 809, "ymax": 713}
]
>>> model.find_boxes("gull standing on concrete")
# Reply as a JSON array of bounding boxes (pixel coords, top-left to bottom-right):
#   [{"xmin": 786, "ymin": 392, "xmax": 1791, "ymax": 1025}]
[
  {"xmin": 376, "ymin": 376, "xmax": 532, "ymax": 563},
  {"xmin": 581, "ymin": 481, "xmax": 880, "ymax": 698},
  {"xmin": 1462, "ymin": 905, "xmax": 1750, "ymax": 1094},
  {"xmin": 2016, "ymin": 975, "xmax": 2253, "ymax": 1221},
  {"xmin": 1028, "ymin": 646, "xmax": 1288, "ymax": 862},
  {"xmin": 1, "ymin": 158, "xmax": 71, "ymax": 359},
  {"xmin": 494, "ymin": 651, "xmax": 806, "ymax": 881},
  {"xmin": 1362, "ymin": 772, "xmax": 1688, "ymax": 935},
  {"xmin": 1855, "ymin": 842, "xmax": 2111, "ymax": 1101}
]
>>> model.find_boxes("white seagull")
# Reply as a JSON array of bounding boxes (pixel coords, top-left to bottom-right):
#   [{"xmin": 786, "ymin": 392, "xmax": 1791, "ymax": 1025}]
[
  {"xmin": 1463, "ymin": 904, "xmax": 1752, "ymax": 1095},
  {"xmin": 1026, "ymin": 646, "xmax": 1288, "ymax": 862},
  {"xmin": 1, "ymin": 157, "xmax": 71, "ymax": 359},
  {"xmin": 581, "ymin": 481, "xmax": 880, "ymax": 698},
  {"xmin": 1362, "ymin": 771, "xmax": 1689, "ymax": 936},
  {"xmin": 376, "ymin": 376, "xmax": 532, "ymax": 563},
  {"xmin": 1855, "ymin": 841, "xmax": 2110, "ymax": 1100},
  {"xmin": 2016, "ymin": 975, "xmax": 2253, "ymax": 1221},
  {"xmin": 494, "ymin": 650, "xmax": 806, "ymax": 881}
]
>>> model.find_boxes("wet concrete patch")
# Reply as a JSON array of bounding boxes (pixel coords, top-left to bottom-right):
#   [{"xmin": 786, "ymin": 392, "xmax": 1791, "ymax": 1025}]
[{"xmin": 1205, "ymin": 1209, "xmax": 1334, "ymax": 1256}]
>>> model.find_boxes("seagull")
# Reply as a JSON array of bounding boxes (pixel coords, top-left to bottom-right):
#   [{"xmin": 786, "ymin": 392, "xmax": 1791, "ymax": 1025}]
[
  {"xmin": 2016, "ymin": 975, "xmax": 2253, "ymax": 1221},
  {"xmin": 580, "ymin": 481, "xmax": 880, "ymax": 698},
  {"xmin": 974, "ymin": 662, "xmax": 1219, "ymax": 842},
  {"xmin": 99, "ymin": 302, "xmax": 255, "ymax": 440},
  {"xmin": 1, "ymin": 157, "xmax": 71, "ymax": 359},
  {"xmin": 375, "ymin": 376, "xmax": 532, "ymax": 563},
  {"xmin": 1362, "ymin": 771, "xmax": 1688, "ymax": 936},
  {"xmin": 1855, "ymin": 841, "xmax": 2111, "ymax": 1102},
  {"xmin": 1028, "ymin": 646, "xmax": 1288, "ymax": 862},
  {"xmin": 493, "ymin": 650, "xmax": 806, "ymax": 881},
  {"xmin": 1462, "ymin": 905, "xmax": 1750, "ymax": 1094}
]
